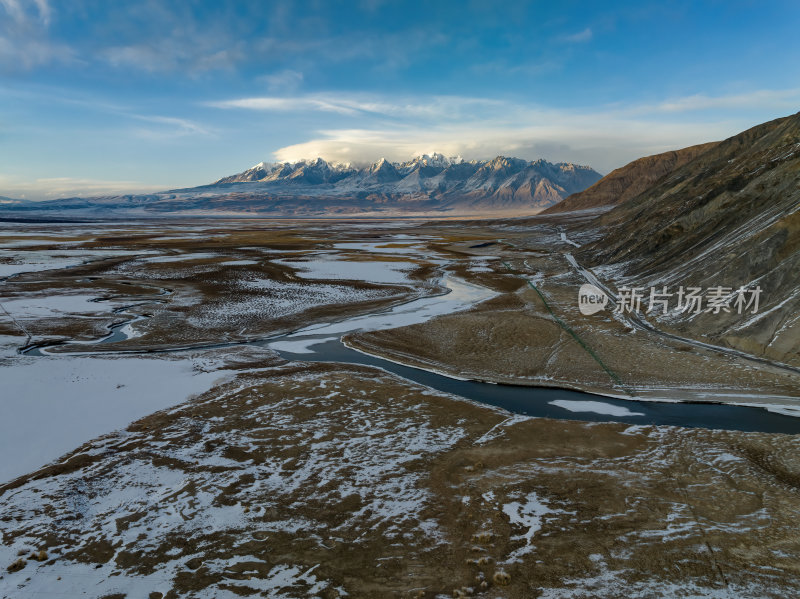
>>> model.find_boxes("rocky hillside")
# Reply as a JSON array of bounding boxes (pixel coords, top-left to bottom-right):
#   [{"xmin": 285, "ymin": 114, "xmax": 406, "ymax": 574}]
[
  {"xmin": 543, "ymin": 142, "xmax": 719, "ymax": 214},
  {"xmin": 577, "ymin": 112, "xmax": 800, "ymax": 367}
]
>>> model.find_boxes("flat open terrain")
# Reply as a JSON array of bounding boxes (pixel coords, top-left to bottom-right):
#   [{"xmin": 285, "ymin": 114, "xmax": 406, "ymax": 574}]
[{"xmin": 1, "ymin": 219, "xmax": 799, "ymax": 598}]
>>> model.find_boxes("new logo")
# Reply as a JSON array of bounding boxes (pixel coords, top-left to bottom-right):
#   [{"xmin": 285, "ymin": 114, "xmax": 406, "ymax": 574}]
[{"xmin": 578, "ymin": 283, "xmax": 608, "ymax": 315}]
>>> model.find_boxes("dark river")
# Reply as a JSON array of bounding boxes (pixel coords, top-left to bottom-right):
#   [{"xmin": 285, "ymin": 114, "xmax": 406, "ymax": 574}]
[{"xmin": 275, "ymin": 337, "xmax": 800, "ymax": 434}]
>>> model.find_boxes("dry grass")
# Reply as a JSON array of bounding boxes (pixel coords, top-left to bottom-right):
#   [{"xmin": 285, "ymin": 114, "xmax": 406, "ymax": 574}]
[{"xmin": 2, "ymin": 363, "xmax": 799, "ymax": 597}]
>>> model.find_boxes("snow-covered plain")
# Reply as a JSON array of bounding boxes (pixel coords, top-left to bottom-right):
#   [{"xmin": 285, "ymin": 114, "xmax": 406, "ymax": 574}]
[
  {"xmin": 0, "ymin": 249, "xmax": 155, "ymax": 278},
  {"xmin": 0, "ymin": 238, "xmax": 454, "ymax": 486},
  {"xmin": 0, "ymin": 293, "xmax": 113, "ymax": 319},
  {"xmin": 0, "ymin": 369, "xmax": 466, "ymax": 597},
  {"xmin": 0, "ymin": 337, "xmax": 228, "ymax": 483}
]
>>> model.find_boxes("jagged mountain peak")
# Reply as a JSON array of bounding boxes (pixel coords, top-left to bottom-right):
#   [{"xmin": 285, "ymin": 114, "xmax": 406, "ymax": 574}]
[
  {"xmin": 295, "ymin": 157, "xmax": 329, "ymax": 169},
  {"xmin": 399, "ymin": 152, "xmax": 464, "ymax": 170},
  {"xmin": 418, "ymin": 152, "xmax": 457, "ymax": 167},
  {"xmin": 208, "ymin": 153, "xmax": 602, "ymax": 211},
  {"xmin": 250, "ymin": 161, "xmax": 277, "ymax": 170},
  {"xmin": 478, "ymin": 156, "xmax": 530, "ymax": 173},
  {"xmin": 364, "ymin": 157, "xmax": 401, "ymax": 183},
  {"xmin": 222, "ymin": 154, "xmax": 597, "ymax": 185}
]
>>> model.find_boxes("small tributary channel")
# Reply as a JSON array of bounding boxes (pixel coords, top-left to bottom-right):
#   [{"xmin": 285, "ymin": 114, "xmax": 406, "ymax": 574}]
[{"xmin": 21, "ymin": 277, "xmax": 800, "ymax": 434}]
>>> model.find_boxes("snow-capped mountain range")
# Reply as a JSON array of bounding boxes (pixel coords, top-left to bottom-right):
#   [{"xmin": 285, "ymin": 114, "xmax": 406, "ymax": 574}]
[
  {"xmin": 0, "ymin": 153, "xmax": 601, "ymax": 218},
  {"xmin": 217, "ymin": 153, "xmax": 466, "ymax": 185},
  {"xmin": 210, "ymin": 153, "xmax": 602, "ymax": 213}
]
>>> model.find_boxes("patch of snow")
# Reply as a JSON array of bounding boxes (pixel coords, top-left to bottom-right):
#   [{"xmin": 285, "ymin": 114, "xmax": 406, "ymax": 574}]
[
  {"xmin": 549, "ymin": 400, "xmax": 645, "ymax": 417},
  {"xmin": 219, "ymin": 259, "xmax": 259, "ymax": 266},
  {"xmin": 191, "ymin": 278, "xmax": 395, "ymax": 328},
  {"xmin": 0, "ymin": 239, "xmax": 84, "ymax": 248},
  {"xmin": 502, "ymin": 491, "xmax": 566, "ymax": 561},
  {"xmin": 0, "ymin": 353, "xmax": 227, "ymax": 483},
  {"xmin": 275, "ymin": 255, "xmax": 416, "ymax": 284},
  {"xmin": 270, "ymin": 275, "xmax": 496, "ymax": 348},
  {"xmin": 138, "ymin": 252, "xmax": 218, "ymax": 264},
  {"xmin": 0, "ymin": 293, "xmax": 111, "ymax": 319},
  {"xmin": 560, "ymin": 231, "xmax": 580, "ymax": 247},
  {"xmin": 269, "ymin": 336, "xmax": 338, "ymax": 354},
  {"xmin": 334, "ymin": 241, "xmax": 425, "ymax": 255},
  {"xmin": 0, "ymin": 249, "xmax": 147, "ymax": 278}
]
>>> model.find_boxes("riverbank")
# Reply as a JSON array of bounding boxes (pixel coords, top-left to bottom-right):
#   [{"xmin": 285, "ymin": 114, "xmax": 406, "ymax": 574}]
[{"xmin": 345, "ymin": 226, "xmax": 800, "ymax": 413}]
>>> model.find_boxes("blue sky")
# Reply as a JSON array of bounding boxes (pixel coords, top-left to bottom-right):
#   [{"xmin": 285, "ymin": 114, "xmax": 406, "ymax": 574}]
[{"xmin": 1, "ymin": 0, "xmax": 799, "ymax": 200}]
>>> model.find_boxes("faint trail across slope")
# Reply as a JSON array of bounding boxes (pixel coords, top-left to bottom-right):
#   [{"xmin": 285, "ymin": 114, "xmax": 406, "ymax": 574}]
[
  {"xmin": 563, "ymin": 251, "xmax": 800, "ymax": 377},
  {"xmin": 501, "ymin": 260, "xmax": 632, "ymax": 395}
]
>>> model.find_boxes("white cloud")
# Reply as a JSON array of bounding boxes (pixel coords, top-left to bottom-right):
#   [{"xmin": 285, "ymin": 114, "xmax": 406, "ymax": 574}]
[
  {"xmin": 258, "ymin": 69, "xmax": 304, "ymax": 92},
  {"xmin": 0, "ymin": 35, "xmax": 77, "ymax": 70},
  {"xmin": 0, "ymin": 0, "xmax": 25, "ymax": 22},
  {"xmin": 649, "ymin": 89, "xmax": 800, "ymax": 113},
  {"xmin": 129, "ymin": 114, "xmax": 213, "ymax": 138},
  {"xmin": 0, "ymin": 0, "xmax": 48, "ymax": 24},
  {"xmin": 102, "ymin": 39, "xmax": 245, "ymax": 75},
  {"xmin": 0, "ymin": 0, "xmax": 75, "ymax": 70},
  {"xmin": 266, "ymin": 97, "xmax": 783, "ymax": 172},
  {"xmin": 31, "ymin": 0, "xmax": 49, "ymax": 25},
  {"xmin": 207, "ymin": 87, "xmax": 798, "ymax": 172},
  {"xmin": 562, "ymin": 27, "xmax": 593, "ymax": 43},
  {"xmin": 210, "ymin": 96, "xmax": 358, "ymax": 115},
  {"xmin": 210, "ymin": 88, "xmax": 800, "ymax": 129},
  {"xmin": 208, "ymin": 93, "xmax": 505, "ymax": 120},
  {"xmin": 271, "ymin": 117, "xmax": 738, "ymax": 173},
  {"xmin": 0, "ymin": 174, "xmax": 166, "ymax": 201}
]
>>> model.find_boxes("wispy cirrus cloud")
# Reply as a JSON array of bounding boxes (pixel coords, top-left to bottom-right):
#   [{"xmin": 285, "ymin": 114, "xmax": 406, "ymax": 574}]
[
  {"xmin": 0, "ymin": 83, "xmax": 214, "ymax": 140},
  {"xmin": 0, "ymin": 36, "xmax": 78, "ymax": 70},
  {"xmin": 212, "ymin": 87, "xmax": 800, "ymax": 128},
  {"xmin": 129, "ymin": 114, "xmax": 213, "ymax": 138},
  {"xmin": 30, "ymin": 0, "xmax": 49, "ymax": 24},
  {"xmin": 648, "ymin": 88, "xmax": 800, "ymax": 113},
  {"xmin": 1, "ymin": 2, "xmax": 454, "ymax": 78},
  {"xmin": 0, "ymin": 0, "xmax": 78, "ymax": 70},
  {"xmin": 258, "ymin": 69, "xmax": 304, "ymax": 92},
  {"xmin": 207, "ymin": 93, "xmax": 505, "ymax": 120},
  {"xmin": 251, "ymin": 28, "xmax": 450, "ymax": 72},
  {"xmin": 562, "ymin": 27, "xmax": 593, "ymax": 43},
  {"xmin": 0, "ymin": 0, "xmax": 49, "ymax": 25},
  {"xmin": 209, "ymin": 96, "xmax": 359, "ymax": 115},
  {"xmin": 102, "ymin": 40, "xmax": 245, "ymax": 75}
]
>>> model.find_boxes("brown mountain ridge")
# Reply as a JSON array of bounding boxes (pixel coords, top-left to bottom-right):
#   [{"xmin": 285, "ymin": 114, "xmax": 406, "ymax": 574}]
[
  {"xmin": 574, "ymin": 111, "xmax": 800, "ymax": 367},
  {"xmin": 543, "ymin": 142, "xmax": 720, "ymax": 214}
]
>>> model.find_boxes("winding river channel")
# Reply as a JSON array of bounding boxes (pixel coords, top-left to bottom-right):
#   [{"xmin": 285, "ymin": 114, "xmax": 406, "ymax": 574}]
[{"xmin": 21, "ymin": 276, "xmax": 800, "ymax": 435}]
